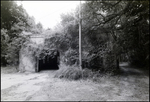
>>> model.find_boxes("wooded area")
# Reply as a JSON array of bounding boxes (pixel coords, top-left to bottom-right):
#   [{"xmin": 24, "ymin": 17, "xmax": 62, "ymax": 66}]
[{"xmin": 1, "ymin": 1, "xmax": 149, "ymax": 74}]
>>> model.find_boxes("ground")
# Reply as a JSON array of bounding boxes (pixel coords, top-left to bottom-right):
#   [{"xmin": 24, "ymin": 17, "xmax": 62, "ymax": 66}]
[{"xmin": 1, "ymin": 63, "xmax": 149, "ymax": 101}]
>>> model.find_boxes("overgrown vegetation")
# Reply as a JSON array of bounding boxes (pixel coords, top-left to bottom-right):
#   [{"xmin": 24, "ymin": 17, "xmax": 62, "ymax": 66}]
[
  {"xmin": 54, "ymin": 66, "xmax": 82, "ymax": 80},
  {"xmin": 47, "ymin": 0, "xmax": 149, "ymax": 74},
  {"xmin": 1, "ymin": 1, "xmax": 44, "ymax": 66},
  {"xmin": 54, "ymin": 64, "xmax": 103, "ymax": 80},
  {"xmin": 54, "ymin": 63, "xmax": 115, "ymax": 81},
  {"xmin": 1, "ymin": 1, "xmax": 149, "ymax": 76}
]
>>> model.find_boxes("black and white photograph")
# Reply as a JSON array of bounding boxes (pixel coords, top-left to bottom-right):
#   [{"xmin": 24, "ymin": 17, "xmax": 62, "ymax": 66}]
[{"xmin": 1, "ymin": 0, "xmax": 149, "ymax": 101}]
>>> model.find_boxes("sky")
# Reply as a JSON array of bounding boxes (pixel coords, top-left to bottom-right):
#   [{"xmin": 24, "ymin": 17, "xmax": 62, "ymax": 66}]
[{"xmin": 17, "ymin": 1, "xmax": 81, "ymax": 29}]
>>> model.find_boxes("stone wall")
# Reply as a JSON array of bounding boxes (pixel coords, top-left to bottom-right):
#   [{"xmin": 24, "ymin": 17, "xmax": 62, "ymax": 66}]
[{"xmin": 19, "ymin": 46, "xmax": 36, "ymax": 72}]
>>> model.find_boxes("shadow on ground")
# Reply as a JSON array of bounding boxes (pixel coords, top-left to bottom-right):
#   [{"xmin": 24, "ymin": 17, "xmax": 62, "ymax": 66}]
[{"xmin": 119, "ymin": 62, "xmax": 149, "ymax": 76}]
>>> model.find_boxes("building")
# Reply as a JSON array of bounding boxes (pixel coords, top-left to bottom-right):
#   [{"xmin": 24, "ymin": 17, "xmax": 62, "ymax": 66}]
[{"xmin": 18, "ymin": 32, "xmax": 60, "ymax": 72}]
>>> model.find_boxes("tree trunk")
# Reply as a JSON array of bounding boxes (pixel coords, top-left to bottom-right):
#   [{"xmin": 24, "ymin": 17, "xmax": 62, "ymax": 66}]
[
  {"xmin": 116, "ymin": 58, "xmax": 119, "ymax": 69},
  {"xmin": 116, "ymin": 55, "xmax": 120, "ymax": 74}
]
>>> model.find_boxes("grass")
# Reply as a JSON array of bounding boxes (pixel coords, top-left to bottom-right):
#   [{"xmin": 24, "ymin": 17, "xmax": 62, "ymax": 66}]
[
  {"xmin": 1, "ymin": 64, "xmax": 149, "ymax": 101},
  {"xmin": 54, "ymin": 63, "xmax": 111, "ymax": 81},
  {"xmin": 54, "ymin": 65, "xmax": 82, "ymax": 80},
  {"xmin": 1, "ymin": 66, "xmax": 18, "ymax": 74}
]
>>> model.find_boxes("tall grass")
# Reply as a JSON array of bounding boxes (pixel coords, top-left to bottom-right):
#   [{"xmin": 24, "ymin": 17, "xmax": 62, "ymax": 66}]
[
  {"xmin": 54, "ymin": 63, "xmax": 106, "ymax": 80},
  {"xmin": 1, "ymin": 66, "xmax": 18, "ymax": 74},
  {"xmin": 54, "ymin": 66, "xmax": 82, "ymax": 80}
]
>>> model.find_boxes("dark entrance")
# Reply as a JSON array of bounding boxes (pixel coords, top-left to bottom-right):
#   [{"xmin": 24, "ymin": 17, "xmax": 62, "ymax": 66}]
[{"xmin": 36, "ymin": 50, "xmax": 60, "ymax": 72}]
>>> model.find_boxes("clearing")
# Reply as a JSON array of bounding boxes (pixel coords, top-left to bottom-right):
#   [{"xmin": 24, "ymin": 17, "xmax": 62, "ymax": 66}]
[{"xmin": 1, "ymin": 63, "xmax": 149, "ymax": 101}]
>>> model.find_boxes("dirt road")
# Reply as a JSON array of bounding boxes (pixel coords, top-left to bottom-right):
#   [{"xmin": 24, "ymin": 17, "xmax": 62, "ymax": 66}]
[{"xmin": 1, "ymin": 64, "xmax": 149, "ymax": 101}]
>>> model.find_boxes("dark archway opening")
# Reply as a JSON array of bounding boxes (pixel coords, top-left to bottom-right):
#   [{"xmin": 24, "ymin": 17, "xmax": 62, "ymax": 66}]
[{"xmin": 37, "ymin": 50, "xmax": 60, "ymax": 72}]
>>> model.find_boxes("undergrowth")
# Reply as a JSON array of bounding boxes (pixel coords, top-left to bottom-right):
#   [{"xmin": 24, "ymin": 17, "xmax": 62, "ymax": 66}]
[
  {"xmin": 54, "ymin": 64, "xmax": 112, "ymax": 81},
  {"xmin": 1, "ymin": 66, "xmax": 18, "ymax": 74}
]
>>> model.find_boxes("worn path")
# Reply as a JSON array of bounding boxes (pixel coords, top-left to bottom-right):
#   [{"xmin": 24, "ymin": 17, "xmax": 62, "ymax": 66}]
[{"xmin": 1, "ymin": 64, "xmax": 149, "ymax": 101}]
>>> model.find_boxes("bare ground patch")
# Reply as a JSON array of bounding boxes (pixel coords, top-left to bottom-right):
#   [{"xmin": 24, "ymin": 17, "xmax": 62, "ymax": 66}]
[{"xmin": 1, "ymin": 65, "xmax": 149, "ymax": 101}]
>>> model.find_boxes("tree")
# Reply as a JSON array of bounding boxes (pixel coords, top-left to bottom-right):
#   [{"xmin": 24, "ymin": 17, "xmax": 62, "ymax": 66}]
[
  {"xmin": 1, "ymin": 29, "xmax": 9, "ymax": 65},
  {"xmin": 1, "ymin": 1, "xmax": 36, "ymax": 66},
  {"xmin": 43, "ymin": 0, "xmax": 149, "ymax": 73},
  {"xmin": 82, "ymin": 0, "xmax": 149, "ymax": 69},
  {"xmin": 36, "ymin": 22, "xmax": 43, "ymax": 33}
]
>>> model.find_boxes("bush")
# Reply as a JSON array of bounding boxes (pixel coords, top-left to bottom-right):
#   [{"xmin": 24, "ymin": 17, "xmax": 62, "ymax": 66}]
[
  {"xmin": 82, "ymin": 68, "xmax": 94, "ymax": 79},
  {"xmin": 82, "ymin": 52, "xmax": 104, "ymax": 72},
  {"xmin": 103, "ymin": 52, "xmax": 118, "ymax": 74},
  {"xmin": 54, "ymin": 66, "xmax": 82, "ymax": 80},
  {"xmin": 54, "ymin": 64, "xmax": 105, "ymax": 80},
  {"xmin": 63, "ymin": 49, "xmax": 78, "ymax": 66}
]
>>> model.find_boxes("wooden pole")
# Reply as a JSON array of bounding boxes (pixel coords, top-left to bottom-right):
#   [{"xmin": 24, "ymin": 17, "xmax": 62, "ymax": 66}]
[{"xmin": 79, "ymin": 0, "xmax": 82, "ymax": 69}]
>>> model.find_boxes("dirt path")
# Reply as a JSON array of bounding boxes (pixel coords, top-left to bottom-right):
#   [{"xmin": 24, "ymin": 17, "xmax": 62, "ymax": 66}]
[{"xmin": 1, "ymin": 64, "xmax": 149, "ymax": 101}]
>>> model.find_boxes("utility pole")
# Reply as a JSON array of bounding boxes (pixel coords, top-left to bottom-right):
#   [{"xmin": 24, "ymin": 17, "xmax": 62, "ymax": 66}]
[{"xmin": 79, "ymin": 0, "xmax": 82, "ymax": 69}]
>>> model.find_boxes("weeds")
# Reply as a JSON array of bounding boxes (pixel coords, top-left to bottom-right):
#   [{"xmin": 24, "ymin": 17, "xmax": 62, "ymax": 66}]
[
  {"xmin": 1, "ymin": 66, "xmax": 18, "ymax": 74},
  {"xmin": 54, "ymin": 64, "xmax": 111, "ymax": 81},
  {"xmin": 54, "ymin": 66, "xmax": 82, "ymax": 80}
]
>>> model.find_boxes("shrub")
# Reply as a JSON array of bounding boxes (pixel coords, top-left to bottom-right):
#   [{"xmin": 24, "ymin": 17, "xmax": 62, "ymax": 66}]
[
  {"xmin": 54, "ymin": 64, "xmax": 105, "ymax": 80},
  {"xmin": 103, "ymin": 51, "xmax": 118, "ymax": 75},
  {"xmin": 63, "ymin": 49, "xmax": 78, "ymax": 66},
  {"xmin": 54, "ymin": 66, "xmax": 82, "ymax": 80},
  {"xmin": 82, "ymin": 68, "xmax": 94, "ymax": 79}
]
